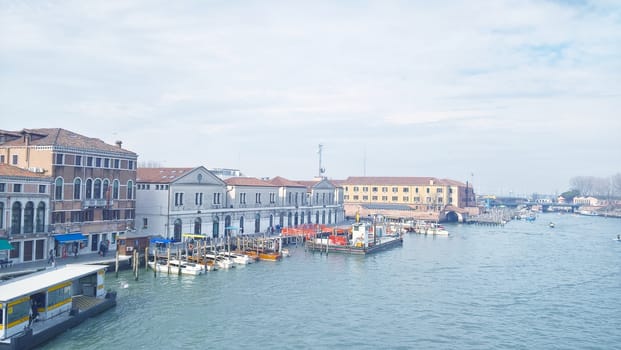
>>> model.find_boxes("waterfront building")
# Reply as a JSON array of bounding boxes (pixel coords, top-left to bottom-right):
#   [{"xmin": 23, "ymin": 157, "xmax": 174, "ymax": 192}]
[
  {"xmin": 135, "ymin": 168, "xmax": 346, "ymax": 241},
  {"xmin": 0, "ymin": 164, "xmax": 52, "ymax": 264},
  {"xmin": 0, "ymin": 128, "xmax": 138, "ymax": 260},
  {"xmin": 135, "ymin": 167, "xmax": 227, "ymax": 240},
  {"xmin": 336, "ymin": 176, "xmax": 477, "ymax": 222}
]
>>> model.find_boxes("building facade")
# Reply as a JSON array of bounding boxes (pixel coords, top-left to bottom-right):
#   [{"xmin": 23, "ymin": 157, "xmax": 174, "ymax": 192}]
[
  {"xmin": 337, "ymin": 176, "xmax": 476, "ymax": 222},
  {"xmin": 0, "ymin": 164, "xmax": 52, "ymax": 263},
  {"xmin": 135, "ymin": 168, "xmax": 346, "ymax": 241},
  {"xmin": 0, "ymin": 128, "xmax": 137, "ymax": 259}
]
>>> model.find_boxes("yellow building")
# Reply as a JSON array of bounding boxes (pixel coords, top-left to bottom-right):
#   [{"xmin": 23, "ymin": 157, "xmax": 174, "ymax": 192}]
[{"xmin": 336, "ymin": 176, "xmax": 476, "ymax": 222}]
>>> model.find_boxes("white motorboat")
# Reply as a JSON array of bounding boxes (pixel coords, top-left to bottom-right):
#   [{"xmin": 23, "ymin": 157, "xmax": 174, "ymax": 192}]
[
  {"xmin": 218, "ymin": 251, "xmax": 251, "ymax": 265},
  {"xmin": 148, "ymin": 258, "xmax": 204, "ymax": 275},
  {"xmin": 203, "ymin": 252, "xmax": 235, "ymax": 269}
]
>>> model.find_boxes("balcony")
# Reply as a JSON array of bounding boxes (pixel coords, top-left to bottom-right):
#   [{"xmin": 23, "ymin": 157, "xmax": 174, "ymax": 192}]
[{"xmin": 83, "ymin": 199, "xmax": 108, "ymax": 208}]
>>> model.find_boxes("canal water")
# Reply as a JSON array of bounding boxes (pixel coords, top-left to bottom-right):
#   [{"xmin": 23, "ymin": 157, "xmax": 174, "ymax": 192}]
[{"xmin": 42, "ymin": 213, "xmax": 621, "ymax": 349}]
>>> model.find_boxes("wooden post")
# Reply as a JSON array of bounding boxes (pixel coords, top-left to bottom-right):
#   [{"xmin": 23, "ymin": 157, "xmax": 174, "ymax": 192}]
[
  {"xmin": 167, "ymin": 247, "xmax": 171, "ymax": 274},
  {"xmin": 177, "ymin": 248, "xmax": 181, "ymax": 276},
  {"xmin": 134, "ymin": 249, "xmax": 139, "ymax": 281},
  {"xmin": 153, "ymin": 245, "xmax": 157, "ymax": 277},
  {"xmin": 145, "ymin": 247, "xmax": 149, "ymax": 271},
  {"xmin": 115, "ymin": 249, "xmax": 119, "ymax": 278}
]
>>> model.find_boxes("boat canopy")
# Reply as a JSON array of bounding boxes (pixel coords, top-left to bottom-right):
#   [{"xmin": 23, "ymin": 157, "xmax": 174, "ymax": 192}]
[
  {"xmin": 182, "ymin": 234, "xmax": 208, "ymax": 239},
  {"xmin": 0, "ymin": 264, "xmax": 107, "ymax": 302},
  {"xmin": 150, "ymin": 238, "xmax": 173, "ymax": 244},
  {"xmin": 53, "ymin": 233, "xmax": 88, "ymax": 243}
]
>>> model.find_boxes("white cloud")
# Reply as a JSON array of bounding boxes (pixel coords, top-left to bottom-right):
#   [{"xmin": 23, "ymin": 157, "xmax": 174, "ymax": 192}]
[{"xmin": 1, "ymin": 0, "xmax": 620, "ymax": 194}]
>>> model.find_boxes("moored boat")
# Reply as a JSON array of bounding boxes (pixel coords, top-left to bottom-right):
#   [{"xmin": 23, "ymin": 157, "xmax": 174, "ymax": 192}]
[
  {"xmin": 148, "ymin": 258, "xmax": 204, "ymax": 275},
  {"xmin": 0, "ymin": 264, "xmax": 116, "ymax": 350},
  {"xmin": 217, "ymin": 251, "xmax": 251, "ymax": 265}
]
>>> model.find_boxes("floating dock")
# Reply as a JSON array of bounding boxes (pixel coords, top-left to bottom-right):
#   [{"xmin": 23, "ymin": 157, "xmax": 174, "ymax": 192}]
[{"xmin": 305, "ymin": 222, "xmax": 403, "ymax": 255}]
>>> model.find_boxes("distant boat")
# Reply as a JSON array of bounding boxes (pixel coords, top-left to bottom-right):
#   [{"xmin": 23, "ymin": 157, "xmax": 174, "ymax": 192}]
[
  {"xmin": 549, "ymin": 222, "xmax": 555, "ymax": 228},
  {"xmin": 148, "ymin": 258, "xmax": 204, "ymax": 275}
]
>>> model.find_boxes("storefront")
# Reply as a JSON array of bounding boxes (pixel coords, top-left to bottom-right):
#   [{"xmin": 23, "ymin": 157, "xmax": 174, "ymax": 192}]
[{"xmin": 52, "ymin": 233, "xmax": 88, "ymax": 258}]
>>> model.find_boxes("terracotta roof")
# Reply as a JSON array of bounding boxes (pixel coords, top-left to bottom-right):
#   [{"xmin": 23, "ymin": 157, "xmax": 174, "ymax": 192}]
[
  {"xmin": 137, "ymin": 168, "xmax": 194, "ymax": 183},
  {"xmin": 224, "ymin": 177, "xmax": 276, "ymax": 187},
  {"xmin": 267, "ymin": 176, "xmax": 305, "ymax": 187},
  {"xmin": 0, "ymin": 128, "xmax": 137, "ymax": 156},
  {"xmin": 339, "ymin": 176, "xmax": 466, "ymax": 187},
  {"xmin": 0, "ymin": 164, "xmax": 52, "ymax": 179}
]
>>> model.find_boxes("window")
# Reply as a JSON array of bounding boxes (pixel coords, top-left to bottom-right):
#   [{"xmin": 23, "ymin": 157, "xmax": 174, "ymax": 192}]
[
  {"xmin": 362, "ymin": 187, "xmax": 368, "ymax": 192},
  {"xmin": 127, "ymin": 180, "xmax": 133, "ymax": 199},
  {"xmin": 0, "ymin": 155, "xmax": 4, "ymax": 163},
  {"xmin": 143, "ymin": 218, "xmax": 148, "ymax": 229},
  {"xmin": 54, "ymin": 178, "xmax": 63, "ymax": 200},
  {"xmin": 103, "ymin": 179, "xmax": 110, "ymax": 200},
  {"xmin": 12, "ymin": 155, "xmax": 18, "ymax": 165},
  {"xmin": 403, "ymin": 196, "xmax": 409, "ymax": 202},
  {"xmin": 55, "ymin": 153, "xmax": 64, "ymax": 165},
  {"xmin": 353, "ymin": 186, "xmax": 359, "ymax": 192},
  {"xmin": 426, "ymin": 188, "xmax": 430, "ymax": 194},
  {"xmin": 38, "ymin": 184, "xmax": 46, "ymax": 193},
  {"xmin": 94, "ymin": 179, "xmax": 102, "ymax": 199},
  {"xmin": 96, "ymin": 158, "xmax": 102, "ymax": 167},
  {"xmin": 240, "ymin": 193, "xmax": 246, "ymax": 204},
  {"xmin": 437, "ymin": 188, "xmax": 443, "ymax": 193},
  {"xmin": 104, "ymin": 158, "xmax": 110, "ymax": 168},
  {"xmin": 392, "ymin": 187, "xmax": 398, "ymax": 193},
  {"xmin": 87, "ymin": 157, "xmax": 93, "ymax": 166},
  {"xmin": 372, "ymin": 187, "xmax": 378, "ymax": 192},
  {"xmin": 255, "ymin": 193, "xmax": 261, "ymax": 204},
  {"xmin": 113, "ymin": 180, "xmax": 119, "ymax": 199},
  {"xmin": 403, "ymin": 188, "xmax": 409, "ymax": 192},
  {"xmin": 75, "ymin": 155, "xmax": 82, "ymax": 166},
  {"xmin": 128, "ymin": 160, "xmax": 134, "ymax": 170},
  {"xmin": 212, "ymin": 193, "xmax": 221, "ymax": 205},
  {"xmin": 85, "ymin": 179, "xmax": 92, "ymax": 199},
  {"xmin": 195, "ymin": 193, "xmax": 203, "ymax": 206},
  {"xmin": 0, "ymin": 183, "xmax": 4, "ymax": 192},
  {"xmin": 372, "ymin": 196, "xmax": 378, "ymax": 200},
  {"xmin": 382, "ymin": 187, "xmax": 388, "ymax": 193},
  {"xmin": 114, "ymin": 159, "xmax": 120, "ymax": 169},
  {"xmin": 270, "ymin": 193, "xmax": 276, "ymax": 204},
  {"xmin": 382, "ymin": 196, "xmax": 387, "ymax": 201},
  {"xmin": 353, "ymin": 195, "xmax": 359, "ymax": 200},
  {"xmin": 391, "ymin": 196, "xmax": 398, "ymax": 201},
  {"xmin": 363, "ymin": 195, "xmax": 368, "ymax": 201},
  {"xmin": 175, "ymin": 192, "xmax": 184, "ymax": 206},
  {"xmin": 13, "ymin": 184, "xmax": 22, "ymax": 192}
]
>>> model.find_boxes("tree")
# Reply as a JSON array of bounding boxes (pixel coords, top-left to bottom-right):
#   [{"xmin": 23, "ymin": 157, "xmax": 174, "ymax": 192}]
[
  {"xmin": 560, "ymin": 189, "xmax": 580, "ymax": 202},
  {"xmin": 612, "ymin": 173, "xmax": 621, "ymax": 197}
]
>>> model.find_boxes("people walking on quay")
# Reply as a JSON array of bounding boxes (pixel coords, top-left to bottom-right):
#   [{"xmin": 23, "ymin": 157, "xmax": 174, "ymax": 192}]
[{"xmin": 47, "ymin": 249, "xmax": 55, "ymax": 265}]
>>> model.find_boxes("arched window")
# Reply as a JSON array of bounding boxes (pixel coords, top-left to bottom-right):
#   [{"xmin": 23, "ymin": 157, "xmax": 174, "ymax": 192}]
[
  {"xmin": 239, "ymin": 217, "xmax": 244, "ymax": 235},
  {"xmin": 127, "ymin": 180, "xmax": 134, "ymax": 200},
  {"xmin": 224, "ymin": 216, "xmax": 232, "ymax": 237},
  {"xmin": 94, "ymin": 179, "xmax": 102, "ymax": 199},
  {"xmin": 11, "ymin": 202, "xmax": 22, "ymax": 234},
  {"xmin": 23, "ymin": 201, "xmax": 34, "ymax": 233},
  {"xmin": 307, "ymin": 211, "xmax": 311, "ymax": 224},
  {"xmin": 174, "ymin": 218, "xmax": 182, "ymax": 241},
  {"xmin": 103, "ymin": 179, "xmax": 110, "ymax": 201},
  {"xmin": 321, "ymin": 210, "xmax": 326, "ymax": 224},
  {"xmin": 315, "ymin": 211, "xmax": 320, "ymax": 224},
  {"xmin": 254, "ymin": 213, "xmax": 260, "ymax": 233},
  {"xmin": 194, "ymin": 217, "xmax": 202, "ymax": 235},
  {"xmin": 0, "ymin": 202, "xmax": 4, "ymax": 228},
  {"xmin": 113, "ymin": 180, "xmax": 120, "ymax": 199},
  {"xmin": 55, "ymin": 178, "xmax": 64, "ymax": 200},
  {"xmin": 36, "ymin": 202, "xmax": 46, "ymax": 232},
  {"xmin": 73, "ymin": 178, "xmax": 81, "ymax": 200},
  {"xmin": 287, "ymin": 212, "xmax": 292, "ymax": 227},
  {"xmin": 212, "ymin": 216, "xmax": 220, "ymax": 238},
  {"xmin": 294, "ymin": 212, "xmax": 299, "ymax": 226},
  {"xmin": 300, "ymin": 212, "xmax": 305, "ymax": 224},
  {"xmin": 85, "ymin": 178, "xmax": 93, "ymax": 199}
]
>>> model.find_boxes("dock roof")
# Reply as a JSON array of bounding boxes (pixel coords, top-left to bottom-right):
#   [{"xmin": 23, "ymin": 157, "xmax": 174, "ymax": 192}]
[{"xmin": 0, "ymin": 264, "xmax": 107, "ymax": 302}]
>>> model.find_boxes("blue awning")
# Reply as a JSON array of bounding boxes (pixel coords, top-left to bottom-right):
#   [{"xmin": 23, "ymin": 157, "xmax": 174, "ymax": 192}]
[
  {"xmin": 150, "ymin": 238, "xmax": 173, "ymax": 244},
  {"xmin": 0, "ymin": 239, "xmax": 13, "ymax": 250},
  {"xmin": 54, "ymin": 233, "xmax": 88, "ymax": 243}
]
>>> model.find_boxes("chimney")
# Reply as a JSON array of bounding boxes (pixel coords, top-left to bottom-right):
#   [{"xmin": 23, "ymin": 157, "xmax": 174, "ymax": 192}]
[{"xmin": 115, "ymin": 140, "xmax": 123, "ymax": 148}]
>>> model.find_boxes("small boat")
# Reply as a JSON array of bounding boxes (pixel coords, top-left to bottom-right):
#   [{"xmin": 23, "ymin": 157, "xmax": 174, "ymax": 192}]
[
  {"xmin": 549, "ymin": 222, "xmax": 555, "ymax": 228},
  {"xmin": 217, "ymin": 251, "xmax": 251, "ymax": 265},
  {"xmin": 202, "ymin": 252, "xmax": 235, "ymax": 269},
  {"xmin": 281, "ymin": 248, "xmax": 291, "ymax": 257},
  {"xmin": 0, "ymin": 264, "xmax": 116, "ymax": 350},
  {"xmin": 148, "ymin": 258, "xmax": 204, "ymax": 275}
]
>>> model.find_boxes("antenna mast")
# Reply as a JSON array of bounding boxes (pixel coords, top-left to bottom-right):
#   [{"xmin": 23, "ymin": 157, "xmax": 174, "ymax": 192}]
[{"xmin": 318, "ymin": 144, "xmax": 325, "ymax": 178}]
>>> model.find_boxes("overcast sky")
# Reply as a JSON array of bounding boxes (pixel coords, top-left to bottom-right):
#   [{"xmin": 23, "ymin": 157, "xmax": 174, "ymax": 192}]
[{"xmin": 1, "ymin": 0, "xmax": 620, "ymax": 195}]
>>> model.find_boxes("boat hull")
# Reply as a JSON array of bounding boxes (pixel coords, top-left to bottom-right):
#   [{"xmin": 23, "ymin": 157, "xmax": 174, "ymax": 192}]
[{"xmin": 0, "ymin": 292, "xmax": 116, "ymax": 350}]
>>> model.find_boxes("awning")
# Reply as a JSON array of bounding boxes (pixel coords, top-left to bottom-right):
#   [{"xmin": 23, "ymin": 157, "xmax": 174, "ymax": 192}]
[
  {"xmin": 0, "ymin": 239, "xmax": 14, "ymax": 250},
  {"xmin": 54, "ymin": 233, "xmax": 88, "ymax": 243}
]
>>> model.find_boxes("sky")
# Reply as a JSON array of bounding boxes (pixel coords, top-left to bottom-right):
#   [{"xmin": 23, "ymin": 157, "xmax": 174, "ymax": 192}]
[{"xmin": 1, "ymin": 0, "xmax": 620, "ymax": 196}]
